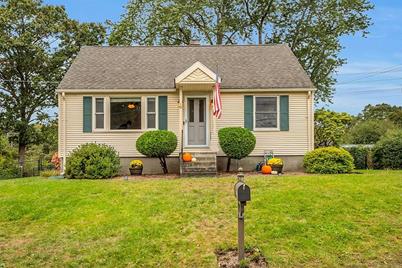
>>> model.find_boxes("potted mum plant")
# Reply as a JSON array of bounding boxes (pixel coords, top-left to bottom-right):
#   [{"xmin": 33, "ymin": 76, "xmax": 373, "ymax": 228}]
[
  {"xmin": 267, "ymin": 158, "xmax": 284, "ymax": 174},
  {"xmin": 129, "ymin": 160, "xmax": 143, "ymax": 175}
]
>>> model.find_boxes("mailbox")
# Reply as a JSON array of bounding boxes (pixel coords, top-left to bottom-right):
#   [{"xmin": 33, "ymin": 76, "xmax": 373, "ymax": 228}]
[{"xmin": 234, "ymin": 181, "xmax": 251, "ymax": 202}]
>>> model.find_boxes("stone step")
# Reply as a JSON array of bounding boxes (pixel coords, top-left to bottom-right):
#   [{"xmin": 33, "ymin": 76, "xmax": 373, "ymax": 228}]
[
  {"xmin": 182, "ymin": 161, "xmax": 216, "ymax": 166},
  {"xmin": 180, "ymin": 151, "xmax": 217, "ymax": 176}
]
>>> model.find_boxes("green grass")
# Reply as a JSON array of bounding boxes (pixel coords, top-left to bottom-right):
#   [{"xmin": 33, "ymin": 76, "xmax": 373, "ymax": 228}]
[{"xmin": 0, "ymin": 171, "xmax": 401, "ymax": 267}]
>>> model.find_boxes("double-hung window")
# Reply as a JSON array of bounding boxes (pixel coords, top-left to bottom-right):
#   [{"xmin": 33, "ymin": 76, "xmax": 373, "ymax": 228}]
[
  {"xmin": 146, "ymin": 97, "xmax": 157, "ymax": 129},
  {"xmin": 95, "ymin": 98, "xmax": 105, "ymax": 129},
  {"xmin": 254, "ymin": 96, "xmax": 279, "ymax": 129},
  {"xmin": 110, "ymin": 98, "xmax": 141, "ymax": 130}
]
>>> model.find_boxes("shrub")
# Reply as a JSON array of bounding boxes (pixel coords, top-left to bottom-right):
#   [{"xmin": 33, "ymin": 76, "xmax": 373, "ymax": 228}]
[
  {"xmin": 65, "ymin": 143, "xmax": 120, "ymax": 179},
  {"xmin": 136, "ymin": 130, "xmax": 177, "ymax": 174},
  {"xmin": 304, "ymin": 147, "xmax": 354, "ymax": 174},
  {"xmin": 218, "ymin": 127, "xmax": 256, "ymax": 171},
  {"xmin": 372, "ymin": 130, "xmax": 402, "ymax": 169},
  {"xmin": 345, "ymin": 120, "xmax": 395, "ymax": 144},
  {"xmin": 344, "ymin": 146, "xmax": 372, "ymax": 169},
  {"xmin": 0, "ymin": 134, "xmax": 19, "ymax": 179}
]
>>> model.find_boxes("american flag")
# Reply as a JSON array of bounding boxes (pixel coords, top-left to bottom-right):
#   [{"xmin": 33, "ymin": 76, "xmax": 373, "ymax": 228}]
[{"xmin": 213, "ymin": 73, "xmax": 222, "ymax": 118}]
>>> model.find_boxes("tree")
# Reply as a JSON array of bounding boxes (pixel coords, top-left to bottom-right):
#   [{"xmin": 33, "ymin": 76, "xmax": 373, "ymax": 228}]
[
  {"xmin": 0, "ymin": 0, "xmax": 106, "ymax": 164},
  {"xmin": 109, "ymin": 0, "xmax": 373, "ymax": 102},
  {"xmin": 108, "ymin": 0, "xmax": 244, "ymax": 46},
  {"xmin": 359, "ymin": 103, "xmax": 402, "ymax": 127},
  {"xmin": 345, "ymin": 119, "xmax": 396, "ymax": 145},
  {"xmin": 314, "ymin": 108, "xmax": 352, "ymax": 147}
]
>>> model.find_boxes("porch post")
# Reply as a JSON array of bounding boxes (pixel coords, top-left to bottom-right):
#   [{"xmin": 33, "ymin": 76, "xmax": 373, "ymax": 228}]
[{"xmin": 179, "ymin": 86, "xmax": 184, "ymax": 154}]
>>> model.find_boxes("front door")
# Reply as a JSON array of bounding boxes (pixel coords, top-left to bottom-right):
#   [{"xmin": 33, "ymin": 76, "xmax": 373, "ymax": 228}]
[{"xmin": 187, "ymin": 98, "xmax": 207, "ymax": 146}]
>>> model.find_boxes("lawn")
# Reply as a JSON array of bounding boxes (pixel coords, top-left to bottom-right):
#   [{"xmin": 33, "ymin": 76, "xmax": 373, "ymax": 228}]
[{"xmin": 0, "ymin": 171, "xmax": 401, "ymax": 267}]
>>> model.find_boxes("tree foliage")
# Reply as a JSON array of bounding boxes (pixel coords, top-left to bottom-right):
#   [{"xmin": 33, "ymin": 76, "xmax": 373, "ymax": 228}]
[
  {"xmin": 358, "ymin": 103, "xmax": 402, "ymax": 127},
  {"xmin": 345, "ymin": 119, "xmax": 396, "ymax": 145},
  {"xmin": 0, "ymin": 0, "xmax": 106, "ymax": 164},
  {"xmin": 109, "ymin": 0, "xmax": 373, "ymax": 102},
  {"xmin": 314, "ymin": 108, "xmax": 352, "ymax": 147}
]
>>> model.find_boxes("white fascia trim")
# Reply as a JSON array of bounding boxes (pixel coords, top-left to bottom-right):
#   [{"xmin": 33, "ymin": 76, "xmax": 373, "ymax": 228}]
[
  {"xmin": 175, "ymin": 61, "xmax": 221, "ymax": 84},
  {"xmin": 56, "ymin": 88, "xmax": 177, "ymax": 93},
  {"xmin": 221, "ymin": 88, "xmax": 316, "ymax": 92}
]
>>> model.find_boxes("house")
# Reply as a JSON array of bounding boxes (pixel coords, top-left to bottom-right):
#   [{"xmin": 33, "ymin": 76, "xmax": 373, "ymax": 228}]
[{"xmin": 57, "ymin": 44, "xmax": 315, "ymax": 175}]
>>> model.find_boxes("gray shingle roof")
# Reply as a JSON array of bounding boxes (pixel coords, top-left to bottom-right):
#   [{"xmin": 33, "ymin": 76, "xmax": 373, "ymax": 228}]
[{"xmin": 58, "ymin": 44, "xmax": 314, "ymax": 90}]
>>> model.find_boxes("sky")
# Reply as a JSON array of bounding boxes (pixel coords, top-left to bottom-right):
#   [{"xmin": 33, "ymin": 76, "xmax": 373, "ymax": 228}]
[{"xmin": 44, "ymin": 0, "xmax": 402, "ymax": 115}]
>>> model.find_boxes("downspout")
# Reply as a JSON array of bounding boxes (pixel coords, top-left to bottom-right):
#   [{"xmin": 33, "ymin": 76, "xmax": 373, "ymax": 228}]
[{"xmin": 62, "ymin": 92, "xmax": 67, "ymax": 173}]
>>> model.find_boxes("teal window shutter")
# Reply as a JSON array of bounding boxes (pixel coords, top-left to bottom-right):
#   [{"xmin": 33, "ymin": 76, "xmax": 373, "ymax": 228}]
[
  {"xmin": 158, "ymin": 96, "xmax": 168, "ymax": 130},
  {"xmin": 244, "ymin": 95, "xmax": 253, "ymax": 130},
  {"xmin": 83, "ymin": 96, "xmax": 92, "ymax": 133},
  {"xmin": 280, "ymin": 95, "xmax": 289, "ymax": 131}
]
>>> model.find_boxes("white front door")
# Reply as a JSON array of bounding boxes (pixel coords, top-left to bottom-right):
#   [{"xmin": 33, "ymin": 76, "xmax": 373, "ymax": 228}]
[{"xmin": 186, "ymin": 97, "xmax": 207, "ymax": 146}]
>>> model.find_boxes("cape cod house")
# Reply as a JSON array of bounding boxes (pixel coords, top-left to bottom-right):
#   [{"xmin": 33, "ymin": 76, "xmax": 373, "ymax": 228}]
[{"xmin": 57, "ymin": 44, "xmax": 315, "ymax": 175}]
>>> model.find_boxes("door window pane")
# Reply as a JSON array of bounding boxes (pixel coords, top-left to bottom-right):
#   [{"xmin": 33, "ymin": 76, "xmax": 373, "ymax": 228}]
[
  {"xmin": 189, "ymin": 99, "xmax": 194, "ymax": 122},
  {"xmin": 199, "ymin": 99, "xmax": 205, "ymax": 123},
  {"xmin": 255, "ymin": 97, "xmax": 277, "ymax": 128},
  {"xmin": 110, "ymin": 98, "xmax": 141, "ymax": 129}
]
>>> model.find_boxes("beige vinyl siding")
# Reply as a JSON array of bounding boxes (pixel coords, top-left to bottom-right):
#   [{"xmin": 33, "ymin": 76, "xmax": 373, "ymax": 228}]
[
  {"xmin": 59, "ymin": 93, "xmax": 180, "ymax": 158},
  {"xmin": 59, "ymin": 90, "xmax": 312, "ymax": 159},
  {"xmin": 211, "ymin": 92, "xmax": 311, "ymax": 156}
]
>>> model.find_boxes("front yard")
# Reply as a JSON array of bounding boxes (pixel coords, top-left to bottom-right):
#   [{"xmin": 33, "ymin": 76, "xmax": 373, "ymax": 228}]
[{"xmin": 0, "ymin": 171, "xmax": 401, "ymax": 267}]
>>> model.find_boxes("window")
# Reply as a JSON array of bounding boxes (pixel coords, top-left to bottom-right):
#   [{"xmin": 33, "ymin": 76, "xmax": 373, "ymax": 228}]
[
  {"xmin": 110, "ymin": 98, "xmax": 141, "ymax": 130},
  {"xmin": 95, "ymin": 98, "xmax": 104, "ymax": 129},
  {"xmin": 255, "ymin": 96, "xmax": 278, "ymax": 129},
  {"xmin": 147, "ymin": 97, "xmax": 157, "ymax": 129}
]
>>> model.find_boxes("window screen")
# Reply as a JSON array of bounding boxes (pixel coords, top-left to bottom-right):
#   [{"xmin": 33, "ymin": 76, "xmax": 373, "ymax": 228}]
[{"xmin": 255, "ymin": 97, "xmax": 278, "ymax": 128}]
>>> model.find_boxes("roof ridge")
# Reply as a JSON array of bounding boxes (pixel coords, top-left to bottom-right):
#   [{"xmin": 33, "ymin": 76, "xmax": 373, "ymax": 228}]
[{"xmin": 81, "ymin": 43, "xmax": 288, "ymax": 49}]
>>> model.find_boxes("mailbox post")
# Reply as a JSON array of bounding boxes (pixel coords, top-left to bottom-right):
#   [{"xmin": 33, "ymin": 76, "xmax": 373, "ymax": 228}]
[{"xmin": 234, "ymin": 168, "xmax": 251, "ymax": 262}]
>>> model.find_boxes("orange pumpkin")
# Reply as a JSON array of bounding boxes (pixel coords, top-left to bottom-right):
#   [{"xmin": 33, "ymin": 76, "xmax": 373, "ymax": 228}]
[
  {"xmin": 182, "ymin": 153, "xmax": 192, "ymax": 162},
  {"xmin": 261, "ymin": 165, "xmax": 272, "ymax": 174}
]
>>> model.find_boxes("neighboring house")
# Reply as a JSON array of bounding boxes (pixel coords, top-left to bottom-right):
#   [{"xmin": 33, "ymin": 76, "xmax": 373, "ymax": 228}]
[{"xmin": 57, "ymin": 44, "xmax": 315, "ymax": 175}]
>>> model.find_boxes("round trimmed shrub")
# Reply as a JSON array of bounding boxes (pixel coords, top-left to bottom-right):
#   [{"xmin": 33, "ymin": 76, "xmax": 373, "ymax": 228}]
[
  {"xmin": 65, "ymin": 143, "xmax": 120, "ymax": 179},
  {"xmin": 372, "ymin": 130, "xmax": 402, "ymax": 169},
  {"xmin": 136, "ymin": 130, "xmax": 177, "ymax": 174},
  {"xmin": 218, "ymin": 127, "xmax": 256, "ymax": 171},
  {"xmin": 304, "ymin": 147, "xmax": 354, "ymax": 174}
]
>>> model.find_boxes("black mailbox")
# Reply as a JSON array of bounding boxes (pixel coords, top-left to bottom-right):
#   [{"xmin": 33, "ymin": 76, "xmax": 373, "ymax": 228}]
[{"xmin": 234, "ymin": 181, "xmax": 251, "ymax": 202}]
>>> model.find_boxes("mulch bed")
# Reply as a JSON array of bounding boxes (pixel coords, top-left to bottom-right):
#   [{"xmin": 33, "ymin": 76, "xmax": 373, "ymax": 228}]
[{"xmin": 216, "ymin": 248, "xmax": 268, "ymax": 268}]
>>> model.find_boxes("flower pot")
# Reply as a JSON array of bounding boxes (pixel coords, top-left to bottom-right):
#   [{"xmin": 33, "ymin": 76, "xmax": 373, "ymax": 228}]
[
  {"xmin": 270, "ymin": 164, "xmax": 283, "ymax": 174},
  {"xmin": 129, "ymin": 167, "xmax": 143, "ymax": 176}
]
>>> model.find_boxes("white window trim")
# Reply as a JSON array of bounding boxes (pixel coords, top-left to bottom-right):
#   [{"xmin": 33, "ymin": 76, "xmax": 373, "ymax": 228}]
[
  {"xmin": 146, "ymin": 96, "xmax": 158, "ymax": 129},
  {"xmin": 93, "ymin": 97, "xmax": 106, "ymax": 131},
  {"xmin": 253, "ymin": 95, "xmax": 280, "ymax": 131},
  {"xmin": 109, "ymin": 96, "xmax": 143, "ymax": 132}
]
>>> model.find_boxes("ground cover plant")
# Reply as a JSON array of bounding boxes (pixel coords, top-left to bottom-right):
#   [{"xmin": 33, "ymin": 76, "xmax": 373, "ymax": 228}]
[{"xmin": 0, "ymin": 171, "xmax": 401, "ymax": 267}]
